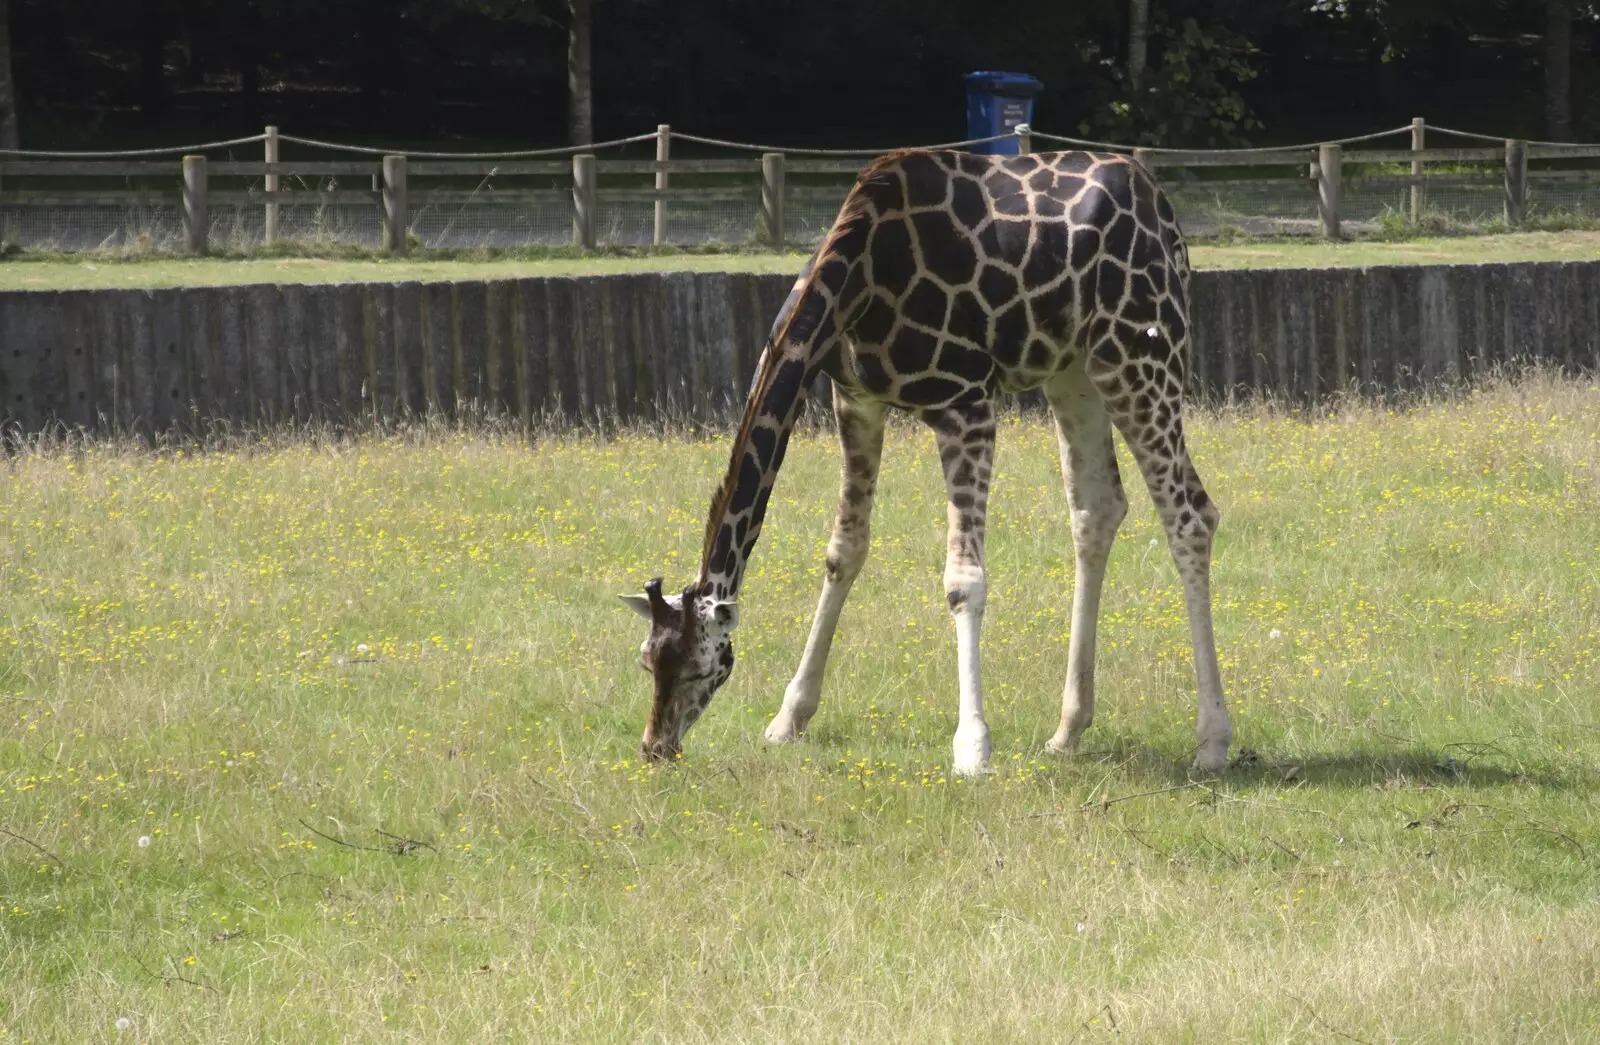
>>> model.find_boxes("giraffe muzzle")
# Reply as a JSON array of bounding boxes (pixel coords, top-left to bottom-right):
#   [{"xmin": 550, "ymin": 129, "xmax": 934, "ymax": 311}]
[{"xmin": 640, "ymin": 736, "xmax": 681, "ymax": 763}]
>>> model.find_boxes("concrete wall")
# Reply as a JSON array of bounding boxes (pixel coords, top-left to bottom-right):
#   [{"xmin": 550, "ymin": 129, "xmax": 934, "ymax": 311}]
[{"xmin": 1, "ymin": 261, "xmax": 1595, "ymax": 436}]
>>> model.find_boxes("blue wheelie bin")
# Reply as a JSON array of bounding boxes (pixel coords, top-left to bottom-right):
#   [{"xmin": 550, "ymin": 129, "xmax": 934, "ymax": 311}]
[{"xmin": 963, "ymin": 71, "xmax": 1043, "ymax": 155}]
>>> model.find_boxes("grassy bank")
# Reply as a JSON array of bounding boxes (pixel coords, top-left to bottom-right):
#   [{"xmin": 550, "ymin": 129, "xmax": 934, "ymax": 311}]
[
  {"xmin": 4, "ymin": 230, "xmax": 1600, "ymax": 290},
  {"xmin": 3, "ymin": 377, "xmax": 1599, "ymax": 1041}
]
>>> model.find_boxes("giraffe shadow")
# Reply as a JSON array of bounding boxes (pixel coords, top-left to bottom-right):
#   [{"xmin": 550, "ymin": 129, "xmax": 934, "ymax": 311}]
[
  {"xmin": 767, "ymin": 727, "xmax": 1591, "ymax": 792},
  {"xmin": 1112, "ymin": 741, "xmax": 1594, "ymax": 793}
]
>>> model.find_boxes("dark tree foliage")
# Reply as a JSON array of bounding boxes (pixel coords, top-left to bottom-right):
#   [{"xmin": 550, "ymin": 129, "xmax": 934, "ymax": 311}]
[{"xmin": 3, "ymin": 0, "xmax": 1597, "ymax": 150}]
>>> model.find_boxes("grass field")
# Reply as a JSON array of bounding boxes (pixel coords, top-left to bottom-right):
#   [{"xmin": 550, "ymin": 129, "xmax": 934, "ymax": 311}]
[
  {"xmin": 4, "ymin": 376, "xmax": 1600, "ymax": 1042},
  {"xmin": 4, "ymin": 230, "xmax": 1600, "ymax": 290}
]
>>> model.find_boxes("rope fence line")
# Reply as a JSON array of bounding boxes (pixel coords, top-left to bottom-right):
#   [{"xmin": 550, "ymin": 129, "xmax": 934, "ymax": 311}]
[
  {"xmin": 1030, "ymin": 125, "xmax": 1414, "ymax": 154},
  {"xmin": 5, "ymin": 119, "xmax": 1600, "ymax": 253},
  {"xmin": 275, "ymin": 131, "xmax": 659, "ymax": 159},
  {"xmin": 1421, "ymin": 124, "xmax": 1516, "ymax": 144},
  {"xmin": 665, "ymin": 130, "xmax": 1023, "ymax": 155},
  {"xmin": 0, "ymin": 134, "xmax": 268, "ymax": 158},
  {"xmin": 0, "ymin": 121, "xmax": 1592, "ymax": 161}
]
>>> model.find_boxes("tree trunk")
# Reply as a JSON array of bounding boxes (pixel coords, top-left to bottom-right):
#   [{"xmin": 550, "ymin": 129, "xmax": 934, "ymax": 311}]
[
  {"xmin": 1128, "ymin": 0, "xmax": 1151, "ymax": 89},
  {"xmin": 140, "ymin": 0, "xmax": 166, "ymax": 118},
  {"xmin": 1546, "ymin": 0, "xmax": 1572, "ymax": 140},
  {"xmin": 236, "ymin": 0, "xmax": 262, "ymax": 117},
  {"xmin": 0, "ymin": 0, "xmax": 19, "ymax": 150},
  {"xmin": 568, "ymin": 0, "xmax": 593, "ymax": 147}
]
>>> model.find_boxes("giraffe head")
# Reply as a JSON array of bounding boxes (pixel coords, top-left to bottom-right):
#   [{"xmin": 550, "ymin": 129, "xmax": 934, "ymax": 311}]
[{"xmin": 618, "ymin": 578, "xmax": 739, "ymax": 762}]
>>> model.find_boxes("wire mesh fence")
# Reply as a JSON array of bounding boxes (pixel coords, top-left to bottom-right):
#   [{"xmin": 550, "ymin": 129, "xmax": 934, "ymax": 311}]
[{"xmin": 7, "ymin": 123, "xmax": 1600, "ymax": 253}]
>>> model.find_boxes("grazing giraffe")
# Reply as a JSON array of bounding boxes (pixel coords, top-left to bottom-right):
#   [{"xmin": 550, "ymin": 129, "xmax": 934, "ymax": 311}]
[{"xmin": 621, "ymin": 148, "xmax": 1231, "ymax": 775}]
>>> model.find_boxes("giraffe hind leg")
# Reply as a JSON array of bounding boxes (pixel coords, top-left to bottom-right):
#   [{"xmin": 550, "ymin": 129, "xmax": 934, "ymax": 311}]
[
  {"xmin": 1087, "ymin": 329, "xmax": 1232, "ymax": 771},
  {"xmin": 1042, "ymin": 362, "xmax": 1128, "ymax": 756},
  {"xmin": 923, "ymin": 398, "xmax": 997, "ymax": 777},
  {"xmin": 765, "ymin": 385, "xmax": 888, "ymax": 744}
]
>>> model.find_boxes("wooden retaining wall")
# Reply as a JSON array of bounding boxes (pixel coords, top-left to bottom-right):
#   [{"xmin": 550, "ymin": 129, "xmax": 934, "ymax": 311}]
[{"xmin": 1, "ymin": 261, "xmax": 1596, "ymax": 435}]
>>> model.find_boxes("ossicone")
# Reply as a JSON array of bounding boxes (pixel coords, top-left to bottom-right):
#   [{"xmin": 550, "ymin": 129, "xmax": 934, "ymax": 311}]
[{"xmin": 617, "ymin": 576, "xmax": 673, "ymax": 626}]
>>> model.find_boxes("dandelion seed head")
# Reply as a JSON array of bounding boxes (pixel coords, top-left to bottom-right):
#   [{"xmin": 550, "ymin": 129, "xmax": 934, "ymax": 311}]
[
  {"xmin": 115, "ymin": 1017, "xmax": 132, "ymax": 1032},
  {"xmin": 137, "ymin": 835, "xmax": 152, "ymax": 848}
]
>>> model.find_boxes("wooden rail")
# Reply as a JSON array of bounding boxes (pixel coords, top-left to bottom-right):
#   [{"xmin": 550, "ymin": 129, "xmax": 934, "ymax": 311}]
[
  {"xmin": 5, "ymin": 120, "xmax": 1600, "ymax": 251},
  {"xmin": 3, "ymin": 262, "xmax": 1597, "ymax": 437}
]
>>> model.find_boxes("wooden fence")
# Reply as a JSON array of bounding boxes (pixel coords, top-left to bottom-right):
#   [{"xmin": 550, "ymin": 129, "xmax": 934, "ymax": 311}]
[
  {"xmin": 1, "ymin": 261, "xmax": 1596, "ymax": 437},
  {"xmin": 0, "ymin": 125, "xmax": 869, "ymax": 254},
  {"xmin": 8, "ymin": 121, "xmax": 1600, "ymax": 252}
]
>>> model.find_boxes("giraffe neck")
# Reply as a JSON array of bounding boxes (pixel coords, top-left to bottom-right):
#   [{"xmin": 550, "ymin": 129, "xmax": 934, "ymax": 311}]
[{"xmin": 695, "ymin": 216, "xmax": 868, "ymax": 601}]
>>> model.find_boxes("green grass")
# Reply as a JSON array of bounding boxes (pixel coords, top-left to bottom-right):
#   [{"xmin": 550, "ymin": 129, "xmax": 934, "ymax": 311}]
[
  {"xmin": 0, "ymin": 246, "xmax": 819, "ymax": 291},
  {"xmin": 4, "ymin": 376, "xmax": 1600, "ymax": 1042},
  {"xmin": 6, "ymin": 230, "xmax": 1600, "ymax": 290}
]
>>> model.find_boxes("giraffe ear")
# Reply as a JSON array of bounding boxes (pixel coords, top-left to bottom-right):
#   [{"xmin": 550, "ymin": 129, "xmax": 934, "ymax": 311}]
[{"xmin": 617, "ymin": 593, "xmax": 654, "ymax": 621}]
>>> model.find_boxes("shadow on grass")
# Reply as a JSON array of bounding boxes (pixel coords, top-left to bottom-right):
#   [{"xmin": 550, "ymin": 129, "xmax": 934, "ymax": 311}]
[
  {"xmin": 743, "ymin": 723, "xmax": 1595, "ymax": 793},
  {"xmin": 1098, "ymin": 738, "xmax": 1597, "ymax": 793}
]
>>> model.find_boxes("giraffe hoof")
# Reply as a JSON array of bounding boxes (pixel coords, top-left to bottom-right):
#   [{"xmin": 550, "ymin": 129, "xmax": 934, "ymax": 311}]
[
  {"xmin": 1191, "ymin": 748, "xmax": 1229, "ymax": 775},
  {"xmin": 763, "ymin": 717, "xmax": 805, "ymax": 745},
  {"xmin": 951, "ymin": 723, "xmax": 993, "ymax": 777},
  {"xmin": 1044, "ymin": 731, "xmax": 1081, "ymax": 756}
]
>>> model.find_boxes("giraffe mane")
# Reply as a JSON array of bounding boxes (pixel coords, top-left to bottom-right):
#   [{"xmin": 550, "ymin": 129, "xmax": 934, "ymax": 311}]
[{"xmin": 694, "ymin": 160, "xmax": 893, "ymax": 584}]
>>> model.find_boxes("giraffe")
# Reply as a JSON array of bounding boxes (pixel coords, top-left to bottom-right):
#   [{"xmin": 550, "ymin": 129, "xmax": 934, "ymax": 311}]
[{"xmin": 620, "ymin": 148, "xmax": 1231, "ymax": 775}]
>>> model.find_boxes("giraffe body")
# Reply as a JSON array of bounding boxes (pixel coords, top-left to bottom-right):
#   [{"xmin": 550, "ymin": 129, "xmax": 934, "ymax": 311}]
[{"xmin": 623, "ymin": 149, "xmax": 1231, "ymax": 773}]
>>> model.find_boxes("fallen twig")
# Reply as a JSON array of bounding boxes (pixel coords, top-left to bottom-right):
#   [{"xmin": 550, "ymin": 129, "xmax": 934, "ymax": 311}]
[
  {"xmin": 0, "ymin": 828, "xmax": 66, "ymax": 870},
  {"xmin": 1117, "ymin": 825, "xmax": 1172, "ymax": 861},
  {"xmin": 299, "ymin": 819, "xmax": 434, "ymax": 857},
  {"xmin": 1457, "ymin": 824, "xmax": 1588, "ymax": 858},
  {"xmin": 1406, "ymin": 801, "xmax": 1588, "ymax": 859},
  {"xmin": 1193, "ymin": 783, "xmax": 1340, "ymax": 823},
  {"xmin": 374, "ymin": 829, "xmax": 436, "ymax": 856},
  {"xmin": 297, "ymin": 819, "xmax": 390, "ymax": 854},
  {"xmin": 1084, "ymin": 781, "xmax": 1198, "ymax": 812},
  {"xmin": 1286, "ymin": 993, "xmax": 1371, "ymax": 1045},
  {"xmin": 974, "ymin": 818, "xmax": 1004, "ymax": 872},
  {"xmin": 1262, "ymin": 834, "xmax": 1302, "ymax": 861},
  {"xmin": 1195, "ymin": 830, "xmax": 1242, "ymax": 866},
  {"xmin": 134, "ymin": 956, "xmax": 217, "ymax": 995},
  {"xmin": 269, "ymin": 870, "xmax": 333, "ymax": 904},
  {"xmin": 1079, "ymin": 1003, "xmax": 1120, "ymax": 1036}
]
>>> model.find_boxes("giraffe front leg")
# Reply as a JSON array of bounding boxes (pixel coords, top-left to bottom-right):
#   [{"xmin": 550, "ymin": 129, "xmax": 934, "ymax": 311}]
[
  {"xmin": 766, "ymin": 387, "xmax": 888, "ymax": 745},
  {"xmin": 926, "ymin": 402, "xmax": 996, "ymax": 777},
  {"xmin": 1042, "ymin": 365, "xmax": 1128, "ymax": 756}
]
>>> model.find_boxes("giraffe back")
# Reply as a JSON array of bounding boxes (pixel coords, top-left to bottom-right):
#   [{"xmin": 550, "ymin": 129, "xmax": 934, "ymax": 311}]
[{"xmin": 825, "ymin": 149, "xmax": 1193, "ymax": 407}]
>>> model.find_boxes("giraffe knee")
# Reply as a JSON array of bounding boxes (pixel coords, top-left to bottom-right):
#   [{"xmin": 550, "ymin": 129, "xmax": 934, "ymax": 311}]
[
  {"xmin": 825, "ymin": 527, "xmax": 871, "ymax": 584},
  {"xmin": 1193, "ymin": 487, "xmax": 1220, "ymax": 534},
  {"xmin": 1072, "ymin": 488, "xmax": 1127, "ymax": 545},
  {"xmin": 944, "ymin": 566, "xmax": 986, "ymax": 615},
  {"xmin": 1182, "ymin": 484, "xmax": 1219, "ymax": 540}
]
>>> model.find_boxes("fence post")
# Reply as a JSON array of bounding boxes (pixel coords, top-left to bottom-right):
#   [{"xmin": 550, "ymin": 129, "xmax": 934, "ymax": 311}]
[
  {"xmin": 761, "ymin": 152, "xmax": 786, "ymax": 247},
  {"xmin": 1316, "ymin": 143, "xmax": 1342, "ymax": 240},
  {"xmin": 1132, "ymin": 147, "xmax": 1152, "ymax": 173},
  {"xmin": 382, "ymin": 154, "xmax": 408, "ymax": 256},
  {"xmin": 1016, "ymin": 122, "xmax": 1032, "ymax": 155},
  {"xmin": 654, "ymin": 124, "xmax": 670, "ymax": 247},
  {"xmin": 1505, "ymin": 138, "xmax": 1528, "ymax": 227},
  {"xmin": 182, "ymin": 155, "xmax": 209, "ymax": 255},
  {"xmin": 264, "ymin": 125, "xmax": 279, "ymax": 245},
  {"xmin": 1409, "ymin": 117, "xmax": 1425, "ymax": 225},
  {"xmin": 572, "ymin": 152, "xmax": 597, "ymax": 249}
]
